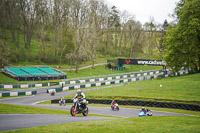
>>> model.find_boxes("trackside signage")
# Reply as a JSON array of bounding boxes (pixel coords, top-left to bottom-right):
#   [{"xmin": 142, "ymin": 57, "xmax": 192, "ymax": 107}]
[
  {"xmin": 118, "ymin": 59, "xmax": 166, "ymax": 66},
  {"xmin": 137, "ymin": 60, "xmax": 166, "ymax": 65}
]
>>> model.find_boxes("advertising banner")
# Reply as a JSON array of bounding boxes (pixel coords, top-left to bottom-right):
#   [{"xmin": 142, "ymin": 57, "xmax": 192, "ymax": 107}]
[{"xmin": 118, "ymin": 59, "xmax": 166, "ymax": 66}]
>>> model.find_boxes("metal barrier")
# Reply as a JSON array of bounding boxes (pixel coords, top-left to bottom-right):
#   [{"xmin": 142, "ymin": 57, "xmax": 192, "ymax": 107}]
[
  {"xmin": 0, "ymin": 90, "xmax": 37, "ymax": 97},
  {"xmin": 62, "ymin": 69, "xmax": 162, "ymax": 81}
]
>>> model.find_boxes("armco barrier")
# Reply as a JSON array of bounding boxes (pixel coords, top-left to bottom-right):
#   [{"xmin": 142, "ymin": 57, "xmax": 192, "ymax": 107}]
[
  {"xmin": 0, "ymin": 90, "xmax": 37, "ymax": 97},
  {"xmin": 47, "ymin": 74, "xmax": 157, "ymax": 93},
  {"xmin": 46, "ymin": 71, "xmax": 188, "ymax": 93},
  {"xmin": 51, "ymin": 99, "xmax": 200, "ymax": 111},
  {"xmin": 0, "ymin": 70, "xmax": 163, "ymax": 89}
]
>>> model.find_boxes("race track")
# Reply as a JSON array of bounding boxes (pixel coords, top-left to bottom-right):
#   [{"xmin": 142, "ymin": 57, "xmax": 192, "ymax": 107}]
[
  {"xmin": 0, "ymin": 87, "xmax": 191, "ymax": 132},
  {"xmin": 0, "ymin": 114, "xmax": 115, "ymax": 131}
]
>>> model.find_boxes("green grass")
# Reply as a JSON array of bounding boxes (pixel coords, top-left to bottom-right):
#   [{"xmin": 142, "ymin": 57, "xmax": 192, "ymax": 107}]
[
  {"xmin": 2, "ymin": 116, "xmax": 200, "ymax": 133},
  {"xmin": 0, "ymin": 103, "xmax": 116, "ymax": 118},
  {"xmin": 39, "ymin": 98, "xmax": 200, "ymax": 116},
  {"xmin": 0, "ymin": 103, "xmax": 69, "ymax": 115},
  {"xmin": 88, "ymin": 104, "xmax": 200, "ymax": 116},
  {"xmin": 38, "ymin": 99, "xmax": 200, "ymax": 117},
  {"xmin": 0, "ymin": 73, "xmax": 19, "ymax": 84},
  {"xmin": 38, "ymin": 101, "xmax": 200, "ymax": 117},
  {"xmin": 64, "ymin": 65, "xmax": 162, "ymax": 79},
  {"xmin": 63, "ymin": 73, "xmax": 200, "ymax": 104},
  {"xmin": 12, "ymin": 56, "xmax": 108, "ymax": 69}
]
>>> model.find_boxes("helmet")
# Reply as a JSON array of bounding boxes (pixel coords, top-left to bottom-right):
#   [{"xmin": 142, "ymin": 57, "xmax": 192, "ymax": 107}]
[
  {"xmin": 142, "ymin": 107, "xmax": 145, "ymax": 110},
  {"xmin": 147, "ymin": 108, "xmax": 149, "ymax": 110},
  {"xmin": 77, "ymin": 89, "xmax": 81, "ymax": 94}
]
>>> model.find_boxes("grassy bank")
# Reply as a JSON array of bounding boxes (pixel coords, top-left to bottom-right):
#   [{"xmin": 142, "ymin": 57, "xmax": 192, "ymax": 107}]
[
  {"xmin": 0, "ymin": 103, "xmax": 68, "ymax": 115},
  {"xmin": 2, "ymin": 116, "xmax": 200, "ymax": 133},
  {"xmin": 62, "ymin": 73, "xmax": 200, "ymax": 105},
  {"xmin": 65, "ymin": 65, "xmax": 162, "ymax": 79},
  {"xmin": 88, "ymin": 104, "xmax": 200, "ymax": 116},
  {"xmin": 0, "ymin": 103, "xmax": 115, "ymax": 118}
]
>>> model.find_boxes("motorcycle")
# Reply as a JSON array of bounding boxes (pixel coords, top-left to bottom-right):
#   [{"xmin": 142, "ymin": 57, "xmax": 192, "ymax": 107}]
[
  {"xmin": 138, "ymin": 110, "xmax": 153, "ymax": 117},
  {"xmin": 70, "ymin": 98, "xmax": 88, "ymax": 116},
  {"xmin": 50, "ymin": 90, "xmax": 56, "ymax": 96},
  {"xmin": 146, "ymin": 110, "xmax": 153, "ymax": 116},
  {"xmin": 111, "ymin": 103, "xmax": 119, "ymax": 111},
  {"xmin": 138, "ymin": 111, "xmax": 146, "ymax": 117},
  {"xmin": 59, "ymin": 100, "xmax": 66, "ymax": 106}
]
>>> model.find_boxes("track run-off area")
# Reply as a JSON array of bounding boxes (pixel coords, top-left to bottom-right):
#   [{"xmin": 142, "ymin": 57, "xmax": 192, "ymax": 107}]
[{"xmin": 0, "ymin": 84, "xmax": 193, "ymax": 132}]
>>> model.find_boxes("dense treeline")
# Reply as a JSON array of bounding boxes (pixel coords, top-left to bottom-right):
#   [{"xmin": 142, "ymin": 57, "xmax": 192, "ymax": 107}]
[{"xmin": 0, "ymin": 0, "xmax": 168, "ymax": 72}]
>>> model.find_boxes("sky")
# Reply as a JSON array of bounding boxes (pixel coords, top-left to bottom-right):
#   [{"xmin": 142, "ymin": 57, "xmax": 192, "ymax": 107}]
[{"xmin": 106, "ymin": 0, "xmax": 180, "ymax": 24}]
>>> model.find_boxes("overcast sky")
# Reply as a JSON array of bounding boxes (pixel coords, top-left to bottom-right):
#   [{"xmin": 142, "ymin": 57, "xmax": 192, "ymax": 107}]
[{"xmin": 106, "ymin": 0, "xmax": 180, "ymax": 24}]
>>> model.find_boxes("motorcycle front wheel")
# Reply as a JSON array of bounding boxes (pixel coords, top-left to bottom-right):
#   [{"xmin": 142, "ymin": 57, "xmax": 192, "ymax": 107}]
[
  {"xmin": 70, "ymin": 106, "xmax": 76, "ymax": 116},
  {"xmin": 82, "ymin": 107, "xmax": 89, "ymax": 116}
]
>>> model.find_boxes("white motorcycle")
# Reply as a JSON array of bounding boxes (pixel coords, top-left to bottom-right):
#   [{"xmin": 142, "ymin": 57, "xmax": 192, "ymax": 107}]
[{"xmin": 111, "ymin": 103, "xmax": 119, "ymax": 111}]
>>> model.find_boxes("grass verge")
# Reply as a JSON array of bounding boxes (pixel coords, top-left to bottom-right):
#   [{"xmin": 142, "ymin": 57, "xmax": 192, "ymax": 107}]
[
  {"xmin": 0, "ymin": 103, "xmax": 116, "ymax": 118},
  {"xmin": 65, "ymin": 65, "xmax": 162, "ymax": 79},
  {"xmin": 0, "ymin": 103, "xmax": 69, "ymax": 115},
  {"xmin": 88, "ymin": 104, "xmax": 200, "ymax": 116},
  {"xmin": 82, "ymin": 73, "xmax": 200, "ymax": 105},
  {"xmin": 2, "ymin": 116, "xmax": 200, "ymax": 133},
  {"xmin": 45, "ymin": 73, "xmax": 200, "ymax": 105}
]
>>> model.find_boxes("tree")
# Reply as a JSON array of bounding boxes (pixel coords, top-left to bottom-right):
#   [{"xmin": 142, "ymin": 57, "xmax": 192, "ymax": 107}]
[
  {"xmin": 155, "ymin": 20, "xmax": 169, "ymax": 58},
  {"xmin": 144, "ymin": 17, "xmax": 157, "ymax": 56},
  {"xmin": 87, "ymin": 0, "xmax": 102, "ymax": 69},
  {"xmin": 109, "ymin": 6, "xmax": 120, "ymax": 51},
  {"xmin": 118, "ymin": 11, "xmax": 134, "ymax": 56},
  {"xmin": 125, "ymin": 20, "xmax": 144, "ymax": 58},
  {"xmin": 0, "ymin": 40, "xmax": 10, "ymax": 66},
  {"xmin": 71, "ymin": 0, "xmax": 90, "ymax": 73},
  {"xmin": 35, "ymin": 0, "xmax": 50, "ymax": 61},
  {"xmin": 163, "ymin": 0, "xmax": 200, "ymax": 73},
  {"xmin": 20, "ymin": 0, "xmax": 38, "ymax": 59},
  {"xmin": 162, "ymin": 20, "xmax": 168, "ymax": 32}
]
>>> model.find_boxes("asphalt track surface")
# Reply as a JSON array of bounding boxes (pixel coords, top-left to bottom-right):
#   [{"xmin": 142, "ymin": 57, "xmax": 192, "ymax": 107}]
[
  {"xmin": 0, "ymin": 114, "xmax": 115, "ymax": 131},
  {"xmin": 0, "ymin": 86, "xmax": 191, "ymax": 132}
]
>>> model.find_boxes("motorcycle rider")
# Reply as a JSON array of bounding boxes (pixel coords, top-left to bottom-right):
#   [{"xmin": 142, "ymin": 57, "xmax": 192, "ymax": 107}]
[
  {"xmin": 73, "ymin": 89, "xmax": 87, "ymax": 111},
  {"xmin": 111, "ymin": 100, "xmax": 116, "ymax": 107},
  {"xmin": 140, "ymin": 107, "xmax": 146, "ymax": 114},
  {"xmin": 146, "ymin": 108, "xmax": 152, "ymax": 116},
  {"xmin": 59, "ymin": 97, "xmax": 65, "ymax": 105},
  {"xmin": 51, "ymin": 90, "xmax": 56, "ymax": 96}
]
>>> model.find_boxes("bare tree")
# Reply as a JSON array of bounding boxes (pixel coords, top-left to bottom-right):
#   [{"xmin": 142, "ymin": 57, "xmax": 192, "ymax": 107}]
[
  {"xmin": 0, "ymin": 40, "xmax": 10, "ymax": 66},
  {"xmin": 118, "ymin": 11, "xmax": 134, "ymax": 55},
  {"xmin": 86, "ymin": 0, "xmax": 106, "ymax": 68},
  {"xmin": 125, "ymin": 20, "xmax": 144, "ymax": 58},
  {"xmin": 1, "ymin": 0, "xmax": 21, "ymax": 48},
  {"xmin": 35, "ymin": 0, "xmax": 50, "ymax": 61},
  {"xmin": 20, "ymin": 0, "xmax": 38, "ymax": 58},
  {"xmin": 143, "ymin": 17, "xmax": 156, "ymax": 56},
  {"xmin": 71, "ymin": 0, "xmax": 90, "ymax": 73}
]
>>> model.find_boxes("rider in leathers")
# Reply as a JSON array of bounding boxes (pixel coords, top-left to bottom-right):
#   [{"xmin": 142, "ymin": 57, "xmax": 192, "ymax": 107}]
[{"xmin": 73, "ymin": 89, "xmax": 87, "ymax": 111}]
